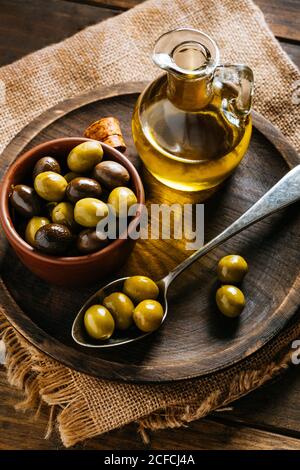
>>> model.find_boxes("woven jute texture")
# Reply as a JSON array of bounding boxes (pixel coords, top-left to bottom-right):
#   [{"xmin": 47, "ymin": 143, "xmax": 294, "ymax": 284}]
[{"xmin": 0, "ymin": 0, "xmax": 299, "ymax": 447}]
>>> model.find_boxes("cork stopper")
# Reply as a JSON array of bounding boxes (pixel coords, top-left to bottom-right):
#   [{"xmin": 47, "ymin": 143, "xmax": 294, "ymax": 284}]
[{"xmin": 84, "ymin": 117, "xmax": 126, "ymax": 153}]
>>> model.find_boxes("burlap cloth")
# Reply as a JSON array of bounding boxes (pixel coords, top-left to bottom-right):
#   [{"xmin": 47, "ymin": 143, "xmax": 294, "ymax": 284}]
[{"xmin": 0, "ymin": 0, "xmax": 299, "ymax": 448}]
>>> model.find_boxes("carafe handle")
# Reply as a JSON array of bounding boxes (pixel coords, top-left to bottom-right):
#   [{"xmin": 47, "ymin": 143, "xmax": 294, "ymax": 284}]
[{"xmin": 213, "ymin": 64, "xmax": 254, "ymax": 118}]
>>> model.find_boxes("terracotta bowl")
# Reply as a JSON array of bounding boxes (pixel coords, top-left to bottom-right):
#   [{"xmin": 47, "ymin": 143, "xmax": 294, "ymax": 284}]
[{"xmin": 0, "ymin": 138, "xmax": 145, "ymax": 286}]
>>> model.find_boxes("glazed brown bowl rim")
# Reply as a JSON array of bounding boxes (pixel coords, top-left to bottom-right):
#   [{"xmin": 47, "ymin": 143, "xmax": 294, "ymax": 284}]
[{"xmin": 0, "ymin": 137, "xmax": 145, "ymax": 265}]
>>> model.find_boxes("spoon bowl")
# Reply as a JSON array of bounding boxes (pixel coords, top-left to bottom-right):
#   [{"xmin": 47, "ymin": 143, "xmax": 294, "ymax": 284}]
[
  {"xmin": 72, "ymin": 165, "xmax": 300, "ymax": 349},
  {"xmin": 71, "ymin": 277, "xmax": 169, "ymax": 348}
]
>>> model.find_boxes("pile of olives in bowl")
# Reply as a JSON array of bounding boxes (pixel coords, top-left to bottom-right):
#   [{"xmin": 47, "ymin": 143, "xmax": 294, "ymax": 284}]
[
  {"xmin": 84, "ymin": 276, "xmax": 164, "ymax": 340},
  {"xmin": 10, "ymin": 141, "xmax": 138, "ymax": 257}
]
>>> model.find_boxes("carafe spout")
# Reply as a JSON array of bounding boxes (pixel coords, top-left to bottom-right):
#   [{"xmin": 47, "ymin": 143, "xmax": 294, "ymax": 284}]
[{"xmin": 153, "ymin": 28, "xmax": 220, "ymax": 110}]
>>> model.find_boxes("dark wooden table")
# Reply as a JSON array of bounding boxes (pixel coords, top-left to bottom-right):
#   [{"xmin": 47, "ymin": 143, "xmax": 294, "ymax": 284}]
[{"xmin": 0, "ymin": 0, "xmax": 299, "ymax": 450}]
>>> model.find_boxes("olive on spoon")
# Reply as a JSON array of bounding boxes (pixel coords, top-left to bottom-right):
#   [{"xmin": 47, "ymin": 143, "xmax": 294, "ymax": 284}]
[{"xmin": 72, "ymin": 165, "xmax": 300, "ymax": 348}]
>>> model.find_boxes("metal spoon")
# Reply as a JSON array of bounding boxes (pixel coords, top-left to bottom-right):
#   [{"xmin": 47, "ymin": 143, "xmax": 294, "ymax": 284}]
[{"xmin": 72, "ymin": 165, "xmax": 300, "ymax": 348}]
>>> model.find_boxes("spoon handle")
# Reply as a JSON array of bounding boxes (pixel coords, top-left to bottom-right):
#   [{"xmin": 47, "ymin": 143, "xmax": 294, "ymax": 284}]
[{"xmin": 162, "ymin": 165, "xmax": 300, "ymax": 287}]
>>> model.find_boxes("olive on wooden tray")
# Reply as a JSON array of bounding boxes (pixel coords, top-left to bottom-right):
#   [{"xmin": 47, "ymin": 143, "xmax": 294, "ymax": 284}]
[
  {"xmin": 66, "ymin": 177, "xmax": 102, "ymax": 203},
  {"xmin": 67, "ymin": 141, "xmax": 103, "ymax": 173},
  {"xmin": 84, "ymin": 305, "xmax": 115, "ymax": 340},
  {"xmin": 34, "ymin": 223, "xmax": 73, "ymax": 255},
  {"xmin": 25, "ymin": 216, "xmax": 50, "ymax": 247},
  {"xmin": 93, "ymin": 161, "xmax": 130, "ymax": 189},
  {"xmin": 216, "ymin": 285, "xmax": 245, "ymax": 318},
  {"xmin": 34, "ymin": 171, "xmax": 68, "ymax": 202},
  {"xmin": 74, "ymin": 198, "xmax": 109, "ymax": 228},
  {"xmin": 10, "ymin": 184, "xmax": 42, "ymax": 218},
  {"xmin": 32, "ymin": 156, "xmax": 61, "ymax": 180},
  {"xmin": 217, "ymin": 254, "xmax": 248, "ymax": 283},
  {"xmin": 77, "ymin": 228, "xmax": 109, "ymax": 254},
  {"xmin": 103, "ymin": 292, "xmax": 134, "ymax": 330}
]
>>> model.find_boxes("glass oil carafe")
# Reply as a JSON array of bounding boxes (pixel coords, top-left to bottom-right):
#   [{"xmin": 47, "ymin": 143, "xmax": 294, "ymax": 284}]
[{"xmin": 132, "ymin": 28, "xmax": 254, "ymax": 192}]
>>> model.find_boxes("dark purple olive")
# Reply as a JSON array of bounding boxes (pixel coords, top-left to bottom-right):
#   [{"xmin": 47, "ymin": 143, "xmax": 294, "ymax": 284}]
[
  {"xmin": 66, "ymin": 177, "xmax": 102, "ymax": 203},
  {"xmin": 77, "ymin": 228, "xmax": 110, "ymax": 254},
  {"xmin": 10, "ymin": 184, "xmax": 42, "ymax": 218},
  {"xmin": 93, "ymin": 161, "xmax": 130, "ymax": 189},
  {"xmin": 32, "ymin": 156, "xmax": 61, "ymax": 180},
  {"xmin": 34, "ymin": 223, "xmax": 73, "ymax": 255}
]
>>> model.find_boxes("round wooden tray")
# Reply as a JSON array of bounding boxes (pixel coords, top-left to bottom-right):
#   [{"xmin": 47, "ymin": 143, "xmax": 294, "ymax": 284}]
[{"xmin": 0, "ymin": 82, "xmax": 299, "ymax": 383}]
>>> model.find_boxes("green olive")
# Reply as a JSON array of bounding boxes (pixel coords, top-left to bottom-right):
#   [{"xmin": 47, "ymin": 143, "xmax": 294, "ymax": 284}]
[
  {"xmin": 84, "ymin": 304, "xmax": 115, "ymax": 340},
  {"xmin": 66, "ymin": 177, "xmax": 102, "ymax": 203},
  {"xmin": 32, "ymin": 156, "xmax": 61, "ymax": 180},
  {"xmin": 35, "ymin": 223, "xmax": 73, "ymax": 255},
  {"xmin": 25, "ymin": 216, "xmax": 50, "ymax": 247},
  {"xmin": 67, "ymin": 141, "xmax": 103, "ymax": 173},
  {"xmin": 74, "ymin": 198, "xmax": 109, "ymax": 228},
  {"xmin": 217, "ymin": 255, "xmax": 248, "ymax": 283},
  {"xmin": 93, "ymin": 161, "xmax": 130, "ymax": 189},
  {"xmin": 51, "ymin": 202, "xmax": 75, "ymax": 229},
  {"xmin": 108, "ymin": 187, "xmax": 137, "ymax": 217},
  {"xmin": 103, "ymin": 292, "xmax": 134, "ymax": 330},
  {"xmin": 64, "ymin": 171, "xmax": 80, "ymax": 183},
  {"xmin": 34, "ymin": 171, "xmax": 68, "ymax": 202},
  {"xmin": 10, "ymin": 184, "xmax": 42, "ymax": 218},
  {"xmin": 216, "ymin": 285, "xmax": 246, "ymax": 318},
  {"xmin": 133, "ymin": 300, "xmax": 164, "ymax": 333},
  {"xmin": 123, "ymin": 276, "xmax": 159, "ymax": 303}
]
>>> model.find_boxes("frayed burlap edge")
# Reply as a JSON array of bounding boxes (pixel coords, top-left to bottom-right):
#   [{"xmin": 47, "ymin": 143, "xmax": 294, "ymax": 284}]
[
  {"xmin": 1, "ymin": 310, "xmax": 299, "ymax": 447},
  {"xmin": 137, "ymin": 342, "xmax": 298, "ymax": 443}
]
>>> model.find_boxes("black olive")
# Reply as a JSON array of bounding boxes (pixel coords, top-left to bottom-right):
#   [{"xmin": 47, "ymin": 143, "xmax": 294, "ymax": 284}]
[
  {"xmin": 32, "ymin": 156, "xmax": 61, "ymax": 180},
  {"xmin": 66, "ymin": 177, "xmax": 102, "ymax": 203},
  {"xmin": 10, "ymin": 184, "xmax": 42, "ymax": 218},
  {"xmin": 77, "ymin": 228, "xmax": 109, "ymax": 254},
  {"xmin": 93, "ymin": 161, "xmax": 130, "ymax": 189},
  {"xmin": 34, "ymin": 223, "xmax": 73, "ymax": 255}
]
